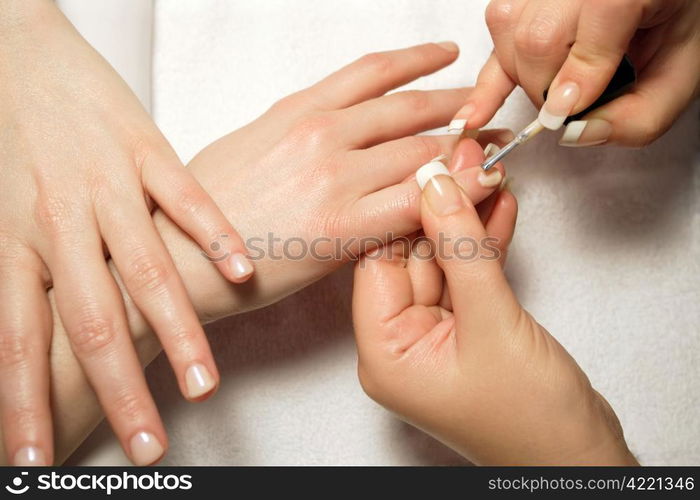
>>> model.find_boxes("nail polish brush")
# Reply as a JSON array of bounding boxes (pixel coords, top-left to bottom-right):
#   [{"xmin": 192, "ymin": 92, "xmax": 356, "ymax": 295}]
[{"xmin": 480, "ymin": 55, "xmax": 636, "ymax": 171}]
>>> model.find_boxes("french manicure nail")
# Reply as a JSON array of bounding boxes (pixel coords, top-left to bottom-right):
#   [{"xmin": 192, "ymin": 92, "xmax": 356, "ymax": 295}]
[
  {"xmin": 229, "ymin": 253, "xmax": 253, "ymax": 280},
  {"xmin": 559, "ymin": 119, "xmax": 612, "ymax": 147},
  {"xmin": 13, "ymin": 446, "xmax": 46, "ymax": 466},
  {"xmin": 130, "ymin": 431, "xmax": 164, "ymax": 466},
  {"xmin": 539, "ymin": 82, "xmax": 580, "ymax": 130},
  {"xmin": 416, "ymin": 157, "xmax": 450, "ymax": 190},
  {"xmin": 437, "ymin": 41, "xmax": 459, "ymax": 53},
  {"xmin": 185, "ymin": 363, "xmax": 216, "ymax": 399},
  {"xmin": 417, "ymin": 161, "xmax": 465, "ymax": 216},
  {"xmin": 483, "ymin": 143, "xmax": 501, "ymax": 157},
  {"xmin": 447, "ymin": 118, "xmax": 467, "ymax": 135},
  {"xmin": 478, "ymin": 169, "xmax": 503, "ymax": 188}
]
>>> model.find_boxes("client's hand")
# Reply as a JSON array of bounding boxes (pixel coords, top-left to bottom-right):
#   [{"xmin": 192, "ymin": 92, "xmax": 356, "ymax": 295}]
[
  {"xmin": 0, "ymin": 41, "xmax": 507, "ymax": 465},
  {"xmin": 0, "ymin": 0, "xmax": 251, "ymax": 466},
  {"xmin": 352, "ymin": 157, "xmax": 638, "ymax": 465}
]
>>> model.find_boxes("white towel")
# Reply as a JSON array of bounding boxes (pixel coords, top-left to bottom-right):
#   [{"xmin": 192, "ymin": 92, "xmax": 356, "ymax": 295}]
[{"xmin": 70, "ymin": 0, "xmax": 699, "ymax": 465}]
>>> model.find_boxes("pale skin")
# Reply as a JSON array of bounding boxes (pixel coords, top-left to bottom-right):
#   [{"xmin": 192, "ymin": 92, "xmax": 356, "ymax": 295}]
[
  {"xmin": 0, "ymin": 17, "xmax": 647, "ymax": 464},
  {"xmin": 0, "ymin": 0, "xmax": 254, "ymax": 466},
  {"xmin": 352, "ymin": 169, "xmax": 639, "ymax": 465},
  {"xmin": 454, "ymin": 0, "xmax": 700, "ymax": 147},
  {"xmin": 0, "ymin": 42, "xmax": 511, "ymax": 465}
]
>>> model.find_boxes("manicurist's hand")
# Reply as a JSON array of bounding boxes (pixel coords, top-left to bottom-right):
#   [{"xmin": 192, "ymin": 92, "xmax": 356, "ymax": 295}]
[
  {"xmin": 451, "ymin": 0, "xmax": 699, "ymax": 147},
  {"xmin": 352, "ymin": 155, "xmax": 639, "ymax": 464},
  {"xmin": 0, "ymin": 0, "xmax": 252, "ymax": 466}
]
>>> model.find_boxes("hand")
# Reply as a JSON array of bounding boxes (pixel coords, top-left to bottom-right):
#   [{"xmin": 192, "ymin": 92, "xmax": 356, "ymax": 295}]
[
  {"xmin": 352, "ymin": 155, "xmax": 638, "ymax": 464},
  {"xmin": 452, "ymin": 0, "xmax": 700, "ymax": 147},
  {"xmin": 0, "ymin": 1, "xmax": 252, "ymax": 465},
  {"xmin": 0, "ymin": 40, "xmax": 509, "ymax": 465}
]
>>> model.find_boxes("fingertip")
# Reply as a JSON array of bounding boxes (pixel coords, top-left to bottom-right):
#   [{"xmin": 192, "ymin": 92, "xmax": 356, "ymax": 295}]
[
  {"xmin": 226, "ymin": 252, "xmax": 254, "ymax": 283},
  {"xmin": 129, "ymin": 431, "xmax": 167, "ymax": 467},
  {"xmin": 184, "ymin": 362, "xmax": 219, "ymax": 401}
]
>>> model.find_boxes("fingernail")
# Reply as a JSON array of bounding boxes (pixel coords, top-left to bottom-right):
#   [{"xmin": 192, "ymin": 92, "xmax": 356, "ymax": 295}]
[
  {"xmin": 13, "ymin": 446, "xmax": 47, "ymax": 466},
  {"xmin": 417, "ymin": 162, "xmax": 465, "ymax": 216},
  {"xmin": 416, "ymin": 157, "xmax": 450, "ymax": 190},
  {"xmin": 559, "ymin": 119, "xmax": 612, "ymax": 147},
  {"xmin": 185, "ymin": 363, "xmax": 216, "ymax": 399},
  {"xmin": 478, "ymin": 169, "xmax": 503, "ymax": 188},
  {"xmin": 437, "ymin": 41, "xmax": 459, "ymax": 53},
  {"xmin": 539, "ymin": 82, "xmax": 580, "ymax": 130},
  {"xmin": 483, "ymin": 143, "xmax": 501, "ymax": 157},
  {"xmin": 229, "ymin": 253, "xmax": 253, "ymax": 280},
  {"xmin": 447, "ymin": 118, "xmax": 467, "ymax": 135},
  {"xmin": 130, "ymin": 431, "xmax": 164, "ymax": 466}
]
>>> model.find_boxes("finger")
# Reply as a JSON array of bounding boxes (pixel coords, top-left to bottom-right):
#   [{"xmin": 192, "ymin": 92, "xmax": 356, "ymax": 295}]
[
  {"xmin": 97, "ymin": 197, "xmax": 220, "ymax": 403},
  {"xmin": 48, "ymin": 224, "xmax": 167, "ymax": 466},
  {"xmin": 452, "ymin": 0, "xmax": 528, "ymax": 128},
  {"xmin": 559, "ymin": 37, "xmax": 700, "ymax": 148},
  {"xmin": 0, "ymin": 256, "xmax": 52, "ymax": 466},
  {"xmin": 417, "ymin": 168, "xmax": 520, "ymax": 334},
  {"xmin": 452, "ymin": 52, "xmax": 516, "ymax": 131},
  {"xmin": 485, "ymin": 0, "xmax": 527, "ymax": 77},
  {"xmin": 484, "ymin": 189, "xmax": 518, "ymax": 267},
  {"xmin": 340, "ymin": 88, "xmax": 470, "ymax": 148},
  {"xmin": 548, "ymin": 0, "xmax": 645, "ymax": 116},
  {"xmin": 407, "ymin": 235, "xmax": 443, "ymax": 307},
  {"xmin": 353, "ymin": 241, "xmax": 415, "ymax": 353},
  {"xmin": 512, "ymin": 0, "xmax": 578, "ymax": 105},
  {"xmin": 308, "ymin": 42, "xmax": 460, "ymax": 110},
  {"xmin": 476, "ymin": 190, "xmax": 500, "ymax": 225},
  {"xmin": 353, "ymin": 138, "xmax": 506, "ymax": 241},
  {"xmin": 142, "ymin": 151, "xmax": 253, "ymax": 283},
  {"xmin": 348, "ymin": 135, "xmax": 456, "ymax": 193}
]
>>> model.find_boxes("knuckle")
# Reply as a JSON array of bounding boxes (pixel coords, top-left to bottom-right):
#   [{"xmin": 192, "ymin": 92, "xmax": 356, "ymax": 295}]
[
  {"xmin": 270, "ymin": 91, "xmax": 306, "ymax": 113},
  {"xmin": 7, "ymin": 405, "xmax": 42, "ymax": 432},
  {"xmin": 485, "ymin": 0, "xmax": 517, "ymax": 31},
  {"xmin": 288, "ymin": 113, "xmax": 336, "ymax": 147},
  {"xmin": 408, "ymin": 136, "xmax": 441, "ymax": 162},
  {"xmin": 358, "ymin": 52, "xmax": 393, "ymax": 76},
  {"xmin": 33, "ymin": 195, "xmax": 76, "ymax": 236},
  {"xmin": 0, "ymin": 332, "xmax": 34, "ymax": 368},
  {"xmin": 633, "ymin": 117, "xmax": 664, "ymax": 147},
  {"xmin": 125, "ymin": 252, "xmax": 171, "ymax": 295},
  {"xmin": 174, "ymin": 180, "xmax": 208, "ymax": 218},
  {"xmin": 401, "ymin": 90, "xmax": 430, "ymax": 113},
  {"xmin": 111, "ymin": 390, "xmax": 147, "ymax": 424},
  {"xmin": 69, "ymin": 313, "xmax": 117, "ymax": 356},
  {"xmin": 568, "ymin": 44, "xmax": 619, "ymax": 73},
  {"xmin": 167, "ymin": 323, "xmax": 199, "ymax": 352},
  {"xmin": 514, "ymin": 17, "xmax": 564, "ymax": 57}
]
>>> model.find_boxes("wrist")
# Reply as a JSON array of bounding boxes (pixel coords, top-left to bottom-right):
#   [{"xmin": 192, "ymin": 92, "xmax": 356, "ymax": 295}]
[{"xmin": 563, "ymin": 390, "xmax": 638, "ymax": 465}]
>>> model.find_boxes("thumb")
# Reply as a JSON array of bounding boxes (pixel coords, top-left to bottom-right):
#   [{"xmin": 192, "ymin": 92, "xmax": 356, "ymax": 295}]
[{"xmin": 417, "ymin": 161, "xmax": 519, "ymax": 332}]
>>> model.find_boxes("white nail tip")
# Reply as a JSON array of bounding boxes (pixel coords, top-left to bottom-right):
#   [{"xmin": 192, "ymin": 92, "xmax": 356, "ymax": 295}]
[
  {"xmin": 559, "ymin": 121, "xmax": 587, "ymax": 145},
  {"xmin": 483, "ymin": 143, "xmax": 501, "ymax": 157},
  {"xmin": 537, "ymin": 108, "xmax": 566, "ymax": 130},
  {"xmin": 416, "ymin": 160, "xmax": 450, "ymax": 190},
  {"xmin": 447, "ymin": 119, "xmax": 467, "ymax": 133}
]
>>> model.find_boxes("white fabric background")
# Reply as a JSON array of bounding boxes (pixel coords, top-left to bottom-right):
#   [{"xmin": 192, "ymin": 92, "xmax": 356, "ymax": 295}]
[{"xmin": 66, "ymin": 0, "xmax": 699, "ymax": 465}]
